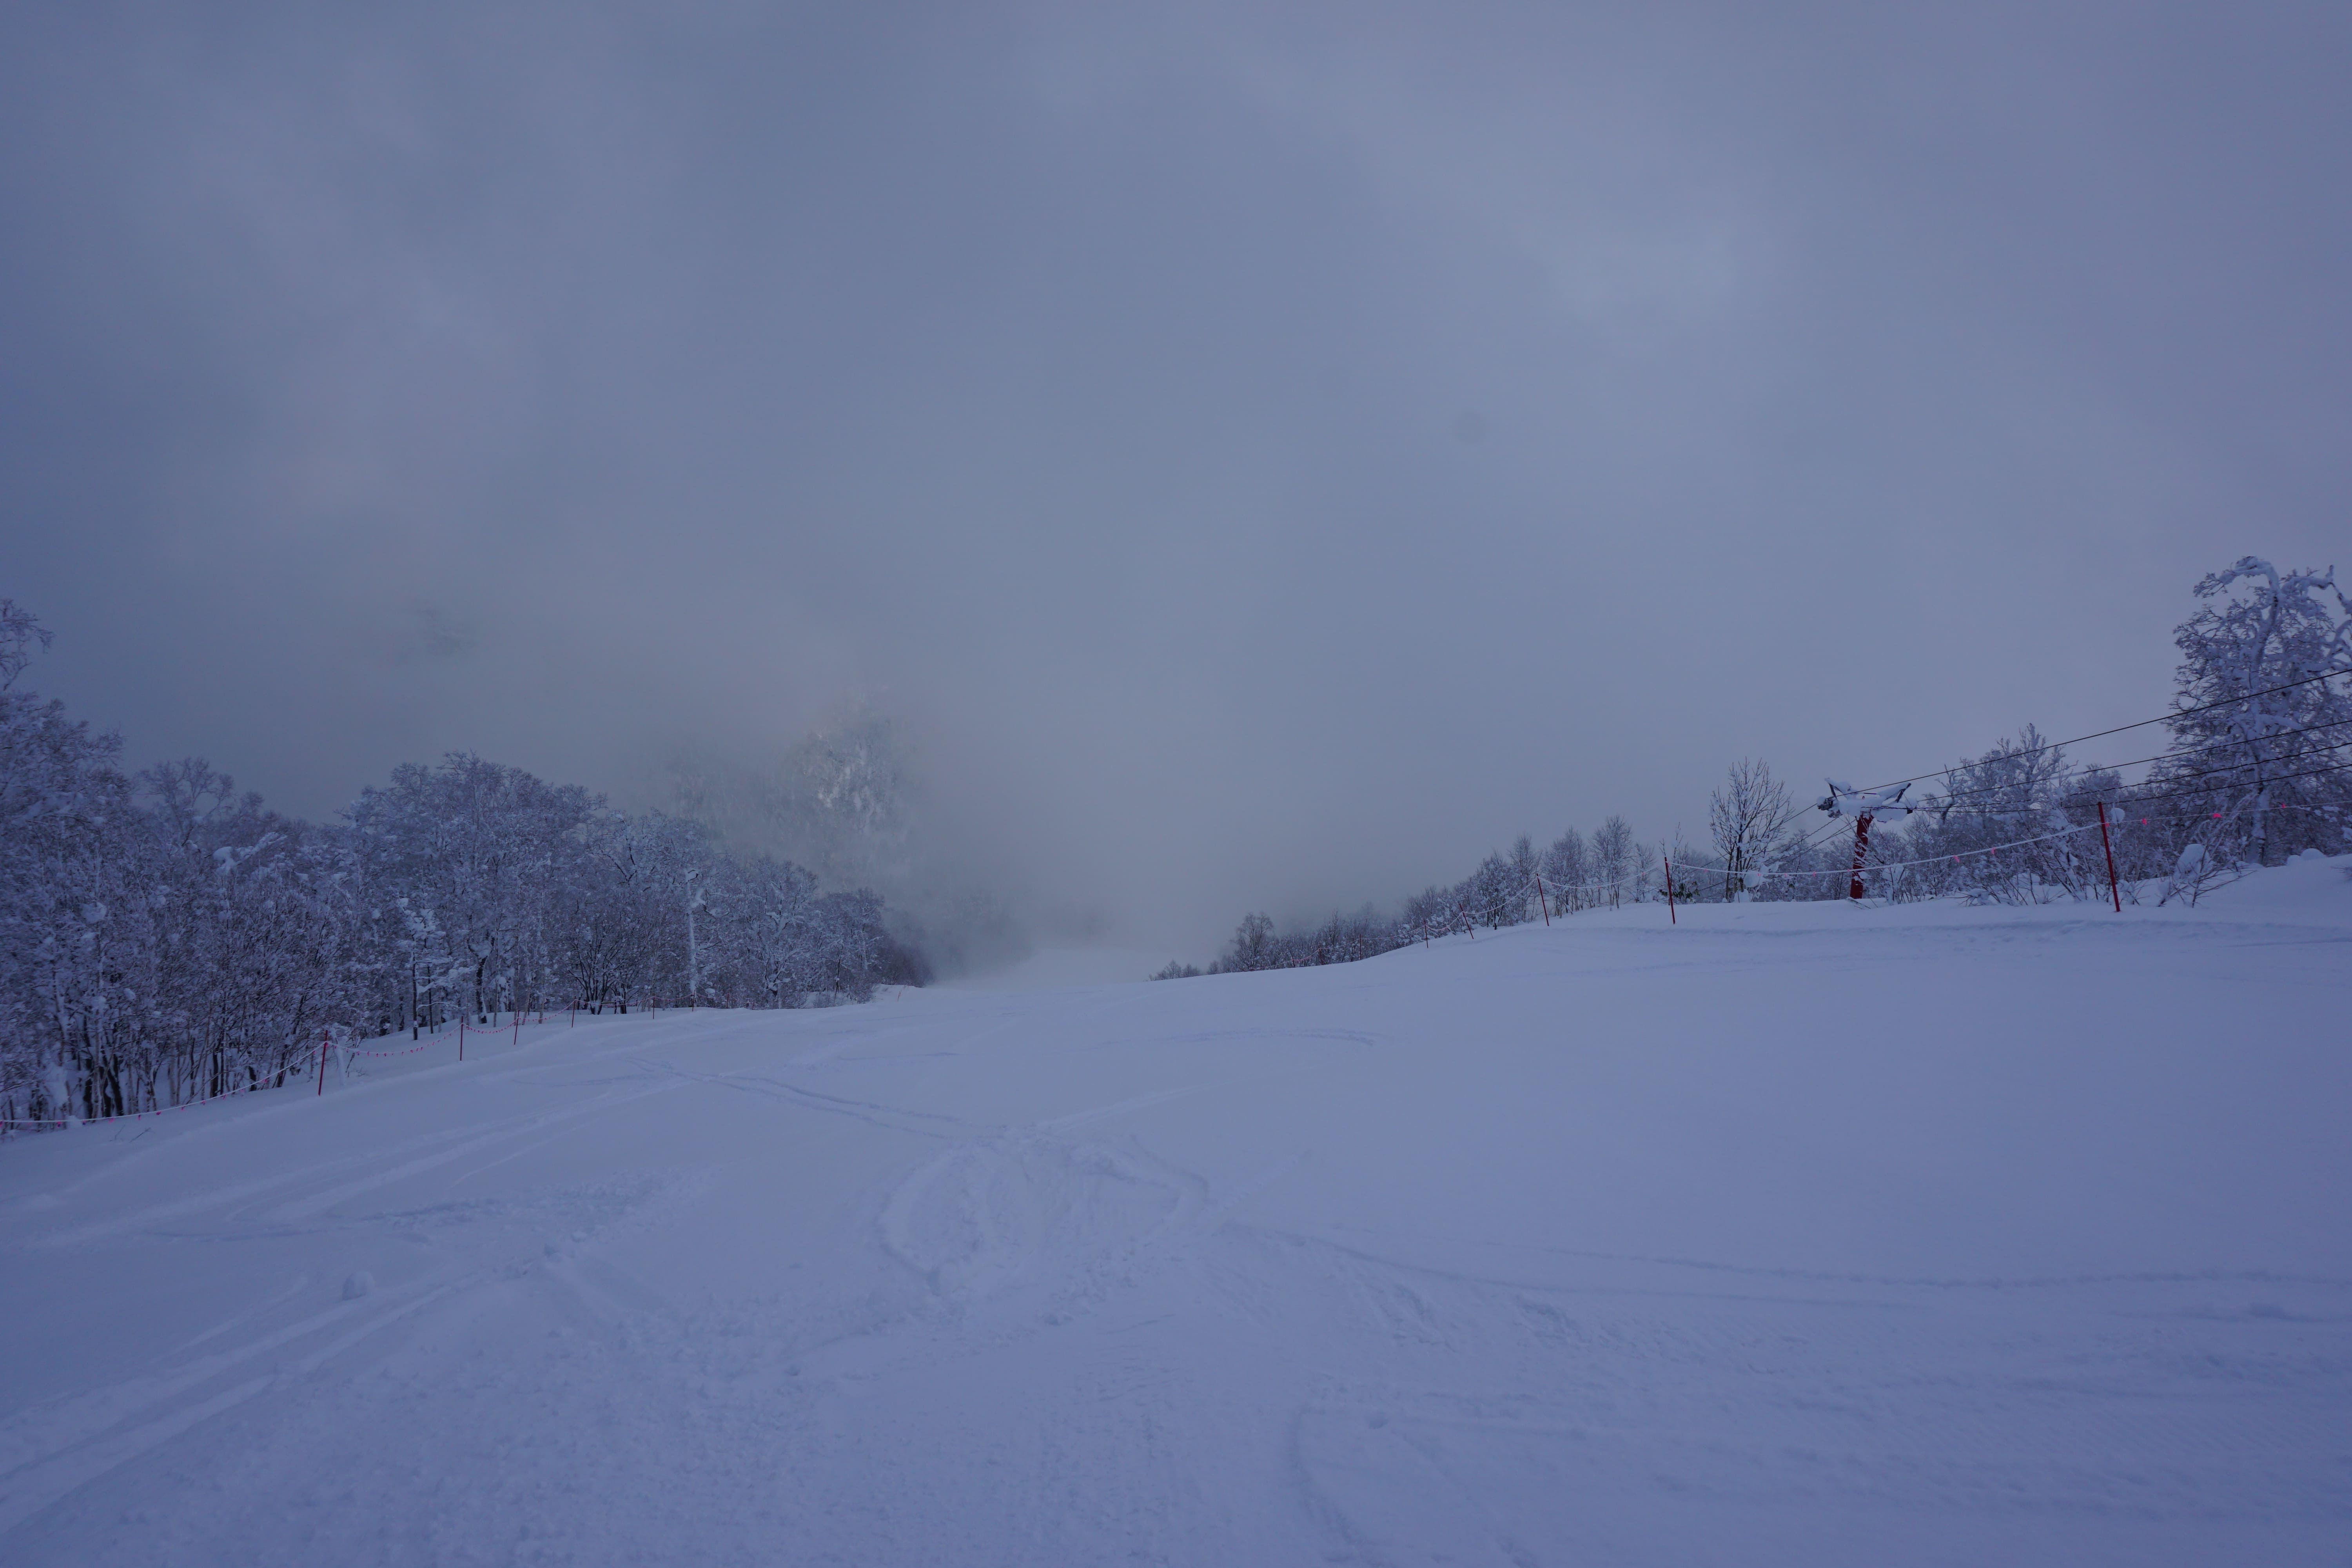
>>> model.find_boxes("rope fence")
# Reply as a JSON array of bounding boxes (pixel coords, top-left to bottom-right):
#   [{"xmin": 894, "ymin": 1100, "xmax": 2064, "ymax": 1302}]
[{"xmin": 0, "ymin": 1071, "xmax": 287, "ymax": 1130}]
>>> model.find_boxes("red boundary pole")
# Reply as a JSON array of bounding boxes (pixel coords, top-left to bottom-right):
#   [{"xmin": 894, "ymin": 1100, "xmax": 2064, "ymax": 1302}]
[
  {"xmin": 1534, "ymin": 873, "xmax": 1550, "ymax": 926},
  {"xmin": 315, "ymin": 1030, "xmax": 329, "ymax": 1096},
  {"xmin": 1663, "ymin": 856, "xmax": 1675, "ymax": 925},
  {"xmin": 2098, "ymin": 800, "xmax": 2122, "ymax": 913},
  {"xmin": 459, "ymin": 1015, "xmax": 465, "ymax": 1062}
]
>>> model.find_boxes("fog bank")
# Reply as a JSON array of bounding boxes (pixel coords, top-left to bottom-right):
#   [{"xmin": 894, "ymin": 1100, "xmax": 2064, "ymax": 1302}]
[{"xmin": 5, "ymin": 1, "xmax": 2348, "ymax": 954}]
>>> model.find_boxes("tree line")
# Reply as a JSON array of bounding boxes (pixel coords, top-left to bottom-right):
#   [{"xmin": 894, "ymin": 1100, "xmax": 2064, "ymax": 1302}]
[
  {"xmin": 0, "ymin": 604, "xmax": 922, "ymax": 1127},
  {"xmin": 1184, "ymin": 554, "xmax": 2352, "ymax": 975}
]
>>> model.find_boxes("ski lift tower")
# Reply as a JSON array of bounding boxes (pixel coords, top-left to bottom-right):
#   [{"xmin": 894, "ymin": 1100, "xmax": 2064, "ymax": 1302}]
[{"xmin": 1816, "ymin": 781, "xmax": 1922, "ymax": 901}]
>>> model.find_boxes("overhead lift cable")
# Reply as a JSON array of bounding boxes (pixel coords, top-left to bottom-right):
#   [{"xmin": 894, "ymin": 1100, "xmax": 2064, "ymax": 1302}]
[{"xmin": 1840, "ymin": 667, "xmax": 2352, "ymax": 800}]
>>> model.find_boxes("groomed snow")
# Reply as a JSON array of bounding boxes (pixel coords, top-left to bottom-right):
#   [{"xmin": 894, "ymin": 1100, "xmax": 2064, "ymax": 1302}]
[{"xmin": 4, "ymin": 861, "xmax": 2349, "ymax": 1564}]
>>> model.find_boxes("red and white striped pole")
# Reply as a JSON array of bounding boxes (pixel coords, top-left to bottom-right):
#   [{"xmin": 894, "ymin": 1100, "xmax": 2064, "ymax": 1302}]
[{"xmin": 1848, "ymin": 813, "xmax": 1875, "ymax": 902}]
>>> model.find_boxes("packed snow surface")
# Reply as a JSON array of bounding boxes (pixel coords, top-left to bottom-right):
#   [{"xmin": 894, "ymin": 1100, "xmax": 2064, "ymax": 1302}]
[{"xmin": 5, "ymin": 862, "xmax": 2350, "ymax": 1565}]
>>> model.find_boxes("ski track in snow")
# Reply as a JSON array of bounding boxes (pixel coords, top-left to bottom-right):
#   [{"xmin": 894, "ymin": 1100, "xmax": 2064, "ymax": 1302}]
[{"xmin": 3, "ymin": 867, "xmax": 2351, "ymax": 1564}]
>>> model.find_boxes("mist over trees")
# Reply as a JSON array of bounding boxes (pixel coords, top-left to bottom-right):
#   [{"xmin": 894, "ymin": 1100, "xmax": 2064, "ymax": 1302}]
[
  {"xmin": 667, "ymin": 706, "xmax": 1028, "ymax": 980},
  {"xmin": 7, "ymin": 553, "xmax": 2347, "ymax": 1120},
  {"xmin": 1182, "ymin": 557, "xmax": 2352, "ymax": 976},
  {"xmin": 0, "ymin": 606, "xmax": 921, "ymax": 1126}
]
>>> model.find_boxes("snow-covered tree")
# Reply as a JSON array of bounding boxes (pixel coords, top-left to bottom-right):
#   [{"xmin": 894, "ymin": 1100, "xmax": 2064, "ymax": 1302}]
[
  {"xmin": 344, "ymin": 754, "xmax": 598, "ymax": 1022},
  {"xmin": 1708, "ymin": 759, "xmax": 1794, "ymax": 902},
  {"xmin": 0, "ymin": 599, "xmax": 52, "ymax": 690},
  {"xmin": 1, "ymin": 606, "xmax": 923, "ymax": 1129},
  {"xmin": 1462, "ymin": 849, "xmax": 1524, "ymax": 931},
  {"xmin": 1399, "ymin": 886, "xmax": 1463, "ymax": 944},
  {"xmin": 0, "ymin": 610, "xmax": 144, "ymax": 1120},
  {"xmin": 2151, "ymin": 557, "xmax": 2352, "ymax": 865},
  {"xmin": 1591, "ymin": 816, "xmax": 1638, "ymax": 909},
  {"xmin": 1902, "ymin": 728, "xmax": 2100, "ymax": 903},
  {"xmin": 1539, "ymin": 828, "xmax": 1590, "ymax": 911}
]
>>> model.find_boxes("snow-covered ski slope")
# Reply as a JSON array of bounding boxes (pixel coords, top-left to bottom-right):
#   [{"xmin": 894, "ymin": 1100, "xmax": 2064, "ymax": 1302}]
[{"xmin": 4, "ymin": 860, "xmax": 2348, "ymax": 1566}]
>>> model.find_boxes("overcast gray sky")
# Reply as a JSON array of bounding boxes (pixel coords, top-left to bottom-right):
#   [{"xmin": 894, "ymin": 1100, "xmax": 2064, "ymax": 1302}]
[{"xmin": 4, "ymin": 1, "xmax": 2347, "ymax": 950}]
